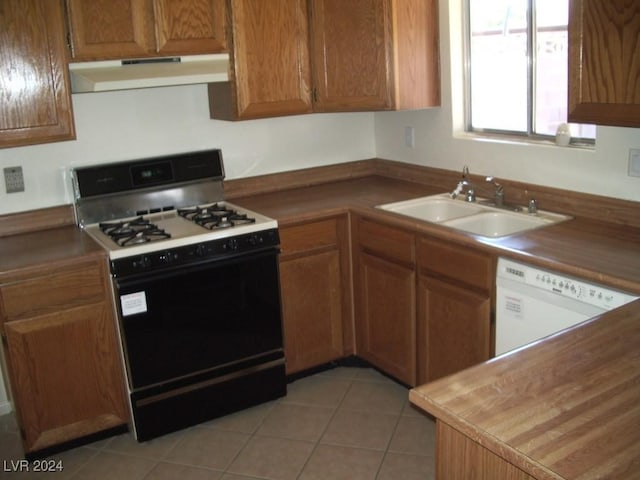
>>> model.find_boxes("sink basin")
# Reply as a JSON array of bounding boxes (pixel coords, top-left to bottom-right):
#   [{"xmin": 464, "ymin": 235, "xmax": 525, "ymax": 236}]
[
  {"xmin": 377, "ymin": 196, "xmax": 483, "ymax": 222},
  {"xmin": 377, "ymin": 193, "xmax": 571, "ymax": 238},
  {"xmin": 443, "ymin": 211, "xmax": 549, "ymax": 237}
]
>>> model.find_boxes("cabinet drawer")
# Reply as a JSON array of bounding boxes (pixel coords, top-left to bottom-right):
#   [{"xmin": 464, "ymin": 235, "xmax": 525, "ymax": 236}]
[
  {"xmin": 0, "ymin": 260, "xmax": 107, "ymax": 323},
  {"xmin": 417, "ymin": 236, "xmax": 492, "ymax": 290},
  {"xmin": 358, "ymin": 219, "xmax": 415, "ymax": 265},
  {"xmin": 280, "ymin": 218, "xmax": 339, "ymax": 256}
]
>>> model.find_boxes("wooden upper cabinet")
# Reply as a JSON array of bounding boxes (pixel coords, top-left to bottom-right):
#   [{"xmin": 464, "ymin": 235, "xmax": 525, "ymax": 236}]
[
  {"xmin": 154, "ymin": 0, "xmax": 227, "ymax": 55},
  {"xmin": 66, "ymin": 0, "xmax": 227, "ymax": 61},
  {"xmin": 210, "ymin": 0, "xmax": 440, "ymax": 120},
  {"xmin": 0, "ymin": 0, "xmax": 75, "ymax": 148},
  {"xmin": 309, "ymin": 0, "xmax": 393, "ymax": 111},
  {"xmin": 209, "ymin": 0, "xmax": 312, "ymax": 120},
  {"xmin": 309, "ymin": 0, "xmax": 440, "ymax": 112},
  {"xmin": 65, "ymin": 0, "xmax": 155, "ymax": 60},
  {"xmin": 568, "ymin": 0, "xmax": 640, "ymax": 127}
]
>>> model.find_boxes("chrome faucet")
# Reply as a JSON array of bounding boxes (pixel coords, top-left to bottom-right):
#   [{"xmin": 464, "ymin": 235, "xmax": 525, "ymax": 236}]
[
  {"xmin": 451, "ymin": 166, "xmax": 475, "ymax": 202},
  {"xmin": 485, "ymin": 176, "xmax": 504, "ymax": 206}
]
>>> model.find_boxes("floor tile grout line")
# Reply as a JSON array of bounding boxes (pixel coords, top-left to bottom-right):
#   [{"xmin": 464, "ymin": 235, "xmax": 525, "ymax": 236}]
[
  {"xmin": 61, "ymin": 446, "xmax": 102, "ymax": 480},
  {"xmin": 293, "ymin": 372, "xmax": 357, "ymax": 479},
  {"xmin": 375, "ymin": 397, "xmax": 409, "ymax": 480},
  {"xmin": 0, "ymin": 367, "xmax": 434, "ymax": 479}
]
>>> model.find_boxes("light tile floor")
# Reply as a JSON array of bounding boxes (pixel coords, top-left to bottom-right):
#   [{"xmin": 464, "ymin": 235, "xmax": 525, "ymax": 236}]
[{"xmin": 0, "ymin": 367, "xmax": 435, "ymax": 479}]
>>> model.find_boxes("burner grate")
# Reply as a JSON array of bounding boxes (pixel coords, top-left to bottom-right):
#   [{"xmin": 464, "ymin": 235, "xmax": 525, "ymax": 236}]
[
  {"xmin": 99, "ymin": 217, "xmax": 171, "ymax": 246},
  {"xmin": 178, "ymin": 204, "xmax": 256, "ymax": 230}
]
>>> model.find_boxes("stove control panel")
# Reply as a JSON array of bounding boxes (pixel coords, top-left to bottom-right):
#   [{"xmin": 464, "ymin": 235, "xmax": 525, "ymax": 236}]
[{"xmin": 111, "ymin": 229, "xmax": 280, "ymax": 277}]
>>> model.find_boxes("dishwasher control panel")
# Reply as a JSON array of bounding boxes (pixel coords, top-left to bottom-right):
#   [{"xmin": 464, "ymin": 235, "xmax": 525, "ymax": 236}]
[{"xmin": 499, "ymin": 258, "xmax": 638, "ymax": 311}]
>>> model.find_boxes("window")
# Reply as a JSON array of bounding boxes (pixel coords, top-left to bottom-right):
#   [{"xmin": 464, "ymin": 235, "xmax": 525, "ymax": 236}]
[{"xmin": 466, "ymin": 0, "xmax": 595, "ymax": 143}]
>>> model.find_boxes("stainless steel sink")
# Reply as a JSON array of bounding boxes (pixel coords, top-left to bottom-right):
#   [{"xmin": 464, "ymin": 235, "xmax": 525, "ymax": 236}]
[{"xmin": 377, "ymin": 193, "xmax": 571, "ymax": 238}]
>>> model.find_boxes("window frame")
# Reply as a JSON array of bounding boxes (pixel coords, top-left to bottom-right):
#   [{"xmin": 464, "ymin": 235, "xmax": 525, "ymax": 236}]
[{"xmin": 463, "ymin": 0, "xmax": 595, "ymax": 146}]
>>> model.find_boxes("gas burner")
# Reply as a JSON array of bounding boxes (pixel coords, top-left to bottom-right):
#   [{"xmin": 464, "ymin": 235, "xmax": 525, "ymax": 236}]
[
  {"xmin": 99, "ymin": 217, "xmax": 171, "ymax": 246},
  {"xmin": 116, "ymin": 229, "xmax": 171, "ymax": 247},
  {"xmin": 199, "ymin": 213, "xmax": 256, "ymax": 230},
  {"xmin": 100, "ymin": 217, "xmax": 152, "ymax": 235},
  {"xmin": 177, "ymin": 203, "xmax": 232, "ymax": 222},
  {"xmin": 178, "ymin": 204, "xmax": 256, "ymax": 230}
]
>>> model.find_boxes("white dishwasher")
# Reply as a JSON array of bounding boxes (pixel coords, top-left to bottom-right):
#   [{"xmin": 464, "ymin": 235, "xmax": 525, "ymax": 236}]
[{"xmin": 496, "ymin": 257, "xmax": 639, "ymax": 355}]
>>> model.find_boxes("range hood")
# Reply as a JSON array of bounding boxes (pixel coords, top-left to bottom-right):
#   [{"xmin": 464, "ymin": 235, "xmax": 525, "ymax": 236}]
[{"xmin": 69, "ymin": 53, "xmax": 230, "ymax": 93}]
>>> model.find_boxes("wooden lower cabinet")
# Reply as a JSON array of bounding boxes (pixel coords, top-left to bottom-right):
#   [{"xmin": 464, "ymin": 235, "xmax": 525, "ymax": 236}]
[
  {"xmin": 278, "ymin": 214, "xmax": 494, "ymax": 387},
  {"xmin": 0, "ymin": 256, "xmax": 129, "ymax": 455},
  {"xmin": 416, "ymin": 236, "xmax": 493, "ymax": 384},
  {"xmin": 437, "ymin": 421, "xmax": 535, "ymax": 480},
  {"xmin": 279, "ymin": 216, "xmax": 352, "ymax": 375},
  {"xmin": 353, "ymin": 217, "xmax": 417, "ymax": 386},
  {"xmin": 357, "ymin": 252, "xmax": 416, "ymax": 385},
  {"xmin": 417, "ymin": 275, "xmax": 490, "ymax": 382}
]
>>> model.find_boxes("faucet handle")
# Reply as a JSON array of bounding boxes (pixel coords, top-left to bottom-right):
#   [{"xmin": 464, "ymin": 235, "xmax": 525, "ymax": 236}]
[
  {"xmin": 528, "ymin": 198, "xmax": 538, "ymax": 214},
  {"xmin": 485, "ymin": 176, "xmax": 503, "ymax": 192}
]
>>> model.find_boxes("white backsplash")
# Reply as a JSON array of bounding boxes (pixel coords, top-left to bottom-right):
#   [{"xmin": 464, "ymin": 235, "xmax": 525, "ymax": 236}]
[{"xmin": 0, "ymin": 85, "xmax": 376, "ymax": 216}]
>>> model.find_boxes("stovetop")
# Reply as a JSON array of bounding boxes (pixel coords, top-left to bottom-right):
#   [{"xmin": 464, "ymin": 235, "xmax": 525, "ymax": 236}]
[{"xmin": 83, "ymin": 201, "xmax": 277, "ymax": 260}]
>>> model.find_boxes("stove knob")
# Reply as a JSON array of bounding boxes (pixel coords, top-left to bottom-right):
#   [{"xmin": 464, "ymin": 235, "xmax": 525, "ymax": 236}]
[
  {"xmin": 226, "ymin": 238, "xmax": 238, "ymax": 250},
  {"xmin": 195, "ymin": 244, "xmax": 206, "ymax": 257},
  {"xmin": 158, "ymin": 251, "xmax": 173, "ymax": 264},
  {"xmin": 134, "ymin": 255, "xmax": 151, "ymax": 269}
]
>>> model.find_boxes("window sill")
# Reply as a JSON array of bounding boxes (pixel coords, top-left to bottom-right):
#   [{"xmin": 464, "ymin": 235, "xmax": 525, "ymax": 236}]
[{"xmin": 453, "ymin": 131, "xmax": 595, "ymax": 150}]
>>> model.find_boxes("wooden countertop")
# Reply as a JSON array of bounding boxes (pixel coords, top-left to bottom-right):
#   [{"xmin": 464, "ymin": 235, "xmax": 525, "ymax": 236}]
[
  {"xmin": 231, "ymin": 176, "xmax": 640, "ymax": 294},
  {"xmin": 1, "ymin": 172, "xmax": 638, "ymax": 293},
  {"xmin": 0, "ymin": 226, "xmax": 105, "ymax": 282},
  {"xmin": 409, "ymin": 299, "xmax": 640, "ymax": 480}
]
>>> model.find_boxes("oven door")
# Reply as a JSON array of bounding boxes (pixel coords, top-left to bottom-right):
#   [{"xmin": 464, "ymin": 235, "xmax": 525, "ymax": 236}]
[{"xmin": 114, "ymin": 248, "xmax": 283, "ymax": 392}]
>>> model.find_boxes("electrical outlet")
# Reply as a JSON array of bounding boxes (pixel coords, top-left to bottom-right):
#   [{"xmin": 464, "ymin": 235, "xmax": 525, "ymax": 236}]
[
  {"xmin": 4, "ymin": 166, "xmax": 24, "ymax": 193},
  {"xmin": 629, "ymin": 149, "xmax": 640, "ymax": 178},
  {"xmin": 404, "ymin": 126, "xmax": 415, "ymax": 148}
]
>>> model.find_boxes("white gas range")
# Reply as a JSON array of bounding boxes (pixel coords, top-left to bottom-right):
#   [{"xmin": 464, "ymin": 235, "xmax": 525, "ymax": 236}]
[{"xmin": 71, "ymin": 149, "xmax": 286, "ymax": 442}]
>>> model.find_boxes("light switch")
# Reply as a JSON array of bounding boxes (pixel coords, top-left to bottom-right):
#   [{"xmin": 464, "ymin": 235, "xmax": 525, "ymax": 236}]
[
  {"xmin": 404, "ymin": 126, "xmax": 415, "ymax": 148},
  {"xmin": 629, "ymin": 149, "xmax": 640, "ymax": 178}
]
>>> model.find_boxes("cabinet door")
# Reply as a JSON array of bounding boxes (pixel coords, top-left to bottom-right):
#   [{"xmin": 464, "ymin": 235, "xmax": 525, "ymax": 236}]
[
  {"xmin": 568, "ymin": 0, "xmax": 640, "ymax": 127},
  {"xmin": 417, "ymin": 275, "xmax": 490, "ymax": 384},
  {"xmin": 280, "ymin": 250, "xmax": 344, "ymax": 374},
  {"xmin": 356, "ymin": 252, "xmax": 416, "ymax": 386},
  {"xmin": 154, "ymin": 0, "xmax": 227, "ymax": 55},
  {"xmin": 4, "ymin": 303, "xmax": 129, "ymax": 453},
  {"xmin": 66, "ymin": 0, "xmax": 156, "ymax": 60},
  {"xmin": 0, "ymin": 0, "xmax": 75, "ymax": 148},
  {"xmin": 309, "ymin": 0, "xmax": 394, "ymax": 112},
  {"xmin": 209, "ymin": 0, "xmax": 312, "ymax": 119}
]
